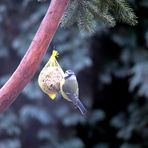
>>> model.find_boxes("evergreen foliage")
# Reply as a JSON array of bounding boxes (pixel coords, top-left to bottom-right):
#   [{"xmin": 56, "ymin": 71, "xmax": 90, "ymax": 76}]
[{"xmin": 61, "ymin": 0, "xmax": 138, "ymax": 33}]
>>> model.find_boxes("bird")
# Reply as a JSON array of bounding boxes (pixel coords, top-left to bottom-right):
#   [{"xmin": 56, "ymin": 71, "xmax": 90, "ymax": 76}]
[{"xmin": 60, "ymin": 70, "xmax": 87, "ymax": 115}]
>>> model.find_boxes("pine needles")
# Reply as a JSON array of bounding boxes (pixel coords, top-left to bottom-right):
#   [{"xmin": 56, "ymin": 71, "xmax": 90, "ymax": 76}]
[
  {"xmin": 111, "ymin": 0, "xmax": 138, "ymax": 25},
  {"xmin": 61, "ymin": 0, "xmax": 138, "ymax": 33}
]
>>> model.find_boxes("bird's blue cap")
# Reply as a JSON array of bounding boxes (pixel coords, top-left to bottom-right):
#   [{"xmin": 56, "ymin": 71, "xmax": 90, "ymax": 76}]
[{"xmin": 64, "ymin": 70, "xmax": 75, "ymax": 79}]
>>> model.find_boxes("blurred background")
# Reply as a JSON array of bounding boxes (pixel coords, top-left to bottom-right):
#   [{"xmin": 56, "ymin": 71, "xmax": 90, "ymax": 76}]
[{"xmin": 0, "ymin": 0, "xmax": 148, "ymax": 148}]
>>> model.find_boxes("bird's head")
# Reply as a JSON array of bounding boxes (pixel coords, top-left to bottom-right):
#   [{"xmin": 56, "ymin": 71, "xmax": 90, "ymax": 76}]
[{"xmin": 64, "ymin": 70, "xmax": 75, "ymax": 79}]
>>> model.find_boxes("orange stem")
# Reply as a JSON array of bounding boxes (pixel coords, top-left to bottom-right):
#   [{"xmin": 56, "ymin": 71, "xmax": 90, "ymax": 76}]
[{"xmin": 0, "ymin": 0, "xmax": 69, "ymax": 112}]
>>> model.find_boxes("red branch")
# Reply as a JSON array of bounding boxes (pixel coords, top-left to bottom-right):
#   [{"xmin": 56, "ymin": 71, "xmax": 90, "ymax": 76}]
[{"xmin": 0, "ymin": 0, "xmax": 69, "ymax": 112}]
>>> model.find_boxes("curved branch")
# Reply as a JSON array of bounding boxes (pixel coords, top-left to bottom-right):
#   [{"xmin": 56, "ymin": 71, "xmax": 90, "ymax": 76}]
[{"xmin": 0, "ymin": 0, "xmax": 69, "ymax": 112}]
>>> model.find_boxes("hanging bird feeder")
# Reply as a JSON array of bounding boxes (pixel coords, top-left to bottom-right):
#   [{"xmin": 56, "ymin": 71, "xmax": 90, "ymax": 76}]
[{"xmin": 38, "ymin": 50, "xmax": 64, "ymax": 100}]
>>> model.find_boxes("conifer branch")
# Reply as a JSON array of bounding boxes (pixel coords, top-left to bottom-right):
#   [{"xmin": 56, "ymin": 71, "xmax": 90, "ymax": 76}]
[
  {"xmin": 61, "ymin": 0, "xmax": 137, "ymax": 33},
  {"xmin": 112, "ymin": 0, "xmax": 138, "ymax": 25}
]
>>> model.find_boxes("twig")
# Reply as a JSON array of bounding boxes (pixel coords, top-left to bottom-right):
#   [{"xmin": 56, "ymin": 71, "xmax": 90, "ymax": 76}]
[{"xmin": 0, "ymin": 0, "xmax": 69, "ymax": 112}]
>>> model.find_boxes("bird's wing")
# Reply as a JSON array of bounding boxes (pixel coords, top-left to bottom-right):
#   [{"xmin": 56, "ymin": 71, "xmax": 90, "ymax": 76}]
[
  {"xmin": 64, "ymin": 79, "xmax": 78, "ymax": 94},
  {"xmin": 62, "ymin": 80, "xmax": 78, "ymax": 103}
]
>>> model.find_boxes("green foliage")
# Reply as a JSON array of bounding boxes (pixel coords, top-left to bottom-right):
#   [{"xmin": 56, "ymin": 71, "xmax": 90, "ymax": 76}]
[
  {"xmin": 61, "ymin": 0, "xmax": 137, "ymax": 33},
  {"xmin": 111, "ymin": 0, "xmax": 138, "ymax": 25},
  {"xmin": 129, "ymin": 62, "xmax": 148, "ymax": 97},
  {"xmin": 111, "ymin": 103, "xmax": 148, "ymax": 147}
]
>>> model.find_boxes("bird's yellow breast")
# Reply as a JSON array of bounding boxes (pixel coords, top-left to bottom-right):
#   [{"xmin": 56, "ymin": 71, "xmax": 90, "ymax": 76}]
[{"xmin": 60, "ymin": 79, "xmax": 71, "ymax": 102}]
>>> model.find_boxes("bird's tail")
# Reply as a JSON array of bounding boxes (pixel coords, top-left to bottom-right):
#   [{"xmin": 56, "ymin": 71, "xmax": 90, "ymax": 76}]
[{"xmin": 76, "ymin": 99, "xmax": 87, "ymax": 115}]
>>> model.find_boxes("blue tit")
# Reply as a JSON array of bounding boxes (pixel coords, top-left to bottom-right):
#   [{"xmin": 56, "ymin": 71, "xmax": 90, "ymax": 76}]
[{"xmin": 60, "ymin": 70, "xmax": 87, "ymax": 115}]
